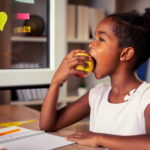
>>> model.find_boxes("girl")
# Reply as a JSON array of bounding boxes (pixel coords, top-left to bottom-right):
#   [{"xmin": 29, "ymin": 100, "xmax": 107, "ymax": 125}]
[{"xmin": 40, "ymin": 8, "xmax": 150, "ymax": 150}]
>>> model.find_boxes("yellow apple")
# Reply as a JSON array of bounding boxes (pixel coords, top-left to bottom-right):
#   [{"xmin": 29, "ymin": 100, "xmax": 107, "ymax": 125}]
[{"xmin": 74, "ymin": 52, "xmax": 94, "ymax": 78}]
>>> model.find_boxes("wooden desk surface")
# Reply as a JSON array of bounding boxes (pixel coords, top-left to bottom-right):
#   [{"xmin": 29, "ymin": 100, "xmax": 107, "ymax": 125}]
[{"xmin": 0, "ymin": 105, "xmax": 105, "ymax": 150}]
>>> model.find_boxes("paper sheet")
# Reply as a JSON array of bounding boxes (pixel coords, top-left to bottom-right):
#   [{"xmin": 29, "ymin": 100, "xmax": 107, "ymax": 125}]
[{"xmin": 0, "ymin": 127, "xmax": 75, "ymax": 150}]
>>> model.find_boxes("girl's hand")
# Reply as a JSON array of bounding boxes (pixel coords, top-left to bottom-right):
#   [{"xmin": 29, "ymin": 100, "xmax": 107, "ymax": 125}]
[
  {"xmin": 66, "ymin": 131, "xmax": 100, "ymax": 147},
  {"xmin": 51, "ymin": 49, "xmax": 90, "ymax": 85}
]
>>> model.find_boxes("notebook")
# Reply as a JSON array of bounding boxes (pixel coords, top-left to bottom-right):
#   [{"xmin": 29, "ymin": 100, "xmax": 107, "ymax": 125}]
[{"xmin": 0, "ymin": 126, "xmax": 75, "ymax": 150}]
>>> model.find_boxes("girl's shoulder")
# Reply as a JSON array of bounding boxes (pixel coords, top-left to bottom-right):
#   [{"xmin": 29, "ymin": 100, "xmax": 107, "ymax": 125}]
[
  {"xmin": 89, "ymin": 83, "xmax": 110, "ymax": 107},
  {"xmin": 135, "ymin": 82, "xmax": 150, "ymax": 115},
  {"xmin": 90, "ymin": 82, "xmax": 111, "ymax": 96},
  {"xmin": 138, "ymin": 82, "xmax": 150, "ymax": 101},
  {"xmin": 138, "ymin": 81, "xmax": 150, "ymax": 96}
]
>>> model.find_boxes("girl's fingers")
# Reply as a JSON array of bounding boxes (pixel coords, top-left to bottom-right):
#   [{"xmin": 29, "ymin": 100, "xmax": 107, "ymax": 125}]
[
  {"xmin": 65, "ymin": 49, "xmax": 86, "ymax": 59},
  {"xmin": 63, "ymin": 56, "xmax": 90, "ymax": 67},
  {"xmin": 67, "ymin": 134, "xmax": 81, "ymax": 139},
  {"xmin": 67, "ymin": 59, "xmax": 89, "ymax": 69},
  {"xmin": 69, "ymin": 68, "xmax": 89, "ymax": 75},
  {"xmin": 64, "ymin": 55, "xmax": 91, "ymax": 68},
  {"xmin": 74, "ymin": 132, "xmax": 82, "ymax": 135},
  {"xmin": 73, "ymin": 55, "xmax": 90, "ymax": 61},
  {"xmin": 66, "ymin": 136, "xmax": 79, "ymax": 142}
]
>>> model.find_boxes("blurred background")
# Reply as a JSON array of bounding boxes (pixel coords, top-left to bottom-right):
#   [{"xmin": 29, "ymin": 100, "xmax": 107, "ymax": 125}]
[{"xmin": 0, "ymin": 0, "xmax": 150, "ymax": 131}]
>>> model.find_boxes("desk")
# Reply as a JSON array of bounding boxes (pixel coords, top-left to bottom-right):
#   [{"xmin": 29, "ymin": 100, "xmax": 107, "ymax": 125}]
[{"xmin": 0, "ymin": 105, "xmax": 105, "ymax": 150}]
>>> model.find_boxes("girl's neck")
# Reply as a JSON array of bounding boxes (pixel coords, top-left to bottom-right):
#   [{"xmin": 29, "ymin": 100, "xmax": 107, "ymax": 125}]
[{"xmin": 110, "ymin": 71, "xmax": 143, "ymax": 95}]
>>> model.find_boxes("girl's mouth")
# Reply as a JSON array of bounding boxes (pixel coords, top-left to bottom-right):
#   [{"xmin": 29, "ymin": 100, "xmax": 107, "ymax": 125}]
[
  {"xmin": 89, "ymin": 53, "xmax": 96, "ymax": 72},
  {"xmin": 92, "ymin": 56, "xmax": 96, "ymax": 72}
]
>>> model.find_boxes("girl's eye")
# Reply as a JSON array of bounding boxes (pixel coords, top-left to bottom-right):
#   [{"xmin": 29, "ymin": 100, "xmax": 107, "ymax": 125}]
[{"xmin": 99, "ymin": 38, "xmax": 104, "ymax": 42}]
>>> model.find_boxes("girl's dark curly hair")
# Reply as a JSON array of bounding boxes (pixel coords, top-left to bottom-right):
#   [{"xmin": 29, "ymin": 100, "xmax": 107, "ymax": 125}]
[{"xmin": 107, "ymin": 8, "xmax": 150, "ymax": 70}]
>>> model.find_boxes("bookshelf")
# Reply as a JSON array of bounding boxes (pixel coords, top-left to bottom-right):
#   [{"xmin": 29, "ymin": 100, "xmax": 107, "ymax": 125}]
[
  {"xmin": 11, "ymin": 36, "xmax": 47, "ymax": 42},
  {"xmin": 64, "ymin": 0, "xmax": 114, "ymax": 105},
  {"xmin": 11, "ymin": 99, "xmax": 64, "ymax": 105},
  {"xmin": 9, "ymin": 0, "xmax": 150, "ymax": 107},
  {"xmin": 67, "ymin": 39, "xmax": 94, "ymax": 43}
]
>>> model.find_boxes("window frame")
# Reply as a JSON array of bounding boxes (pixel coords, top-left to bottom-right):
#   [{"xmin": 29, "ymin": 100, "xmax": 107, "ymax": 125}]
[{"xmin": 0, "ymin": 0, "xmax": 66, "ymax": 87}]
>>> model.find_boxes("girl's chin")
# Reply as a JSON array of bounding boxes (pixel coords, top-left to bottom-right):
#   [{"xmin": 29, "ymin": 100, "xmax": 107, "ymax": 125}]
[
  {"xmin": 93, "ymin": 70, "xmax": 104, "ymax": 80},
  {"xmin": 93, "ymin": 71, "xmax": 99, "ymax": 79}
]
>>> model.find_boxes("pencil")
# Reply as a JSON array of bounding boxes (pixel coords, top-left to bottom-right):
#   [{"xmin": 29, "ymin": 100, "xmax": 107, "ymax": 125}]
[{"xmin": 0, "ymin": 128, "xmax": 20, "ymax": 136}]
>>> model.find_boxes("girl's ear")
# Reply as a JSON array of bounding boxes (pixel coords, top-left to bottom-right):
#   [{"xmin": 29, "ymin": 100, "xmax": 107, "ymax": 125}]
[{"xmin": 120, "ymin": 47, "xmax": 135, "ymax": 61}]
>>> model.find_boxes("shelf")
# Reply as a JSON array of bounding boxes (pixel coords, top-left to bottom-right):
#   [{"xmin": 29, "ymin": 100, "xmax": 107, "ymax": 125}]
[
  {"xmin": 66, "ymin": 90, "xmax": 80, "ymax": 102},
  {"xmin": 66, "ymin": 95, "xmax": 80, "ymax": 102},
  {"xmin": 10, "ymin": 96, "xmax": 80, "ymax": 105},
  {"xmin": 11, "ymin": 36, "xmax": 47, "ymax": 42},
  {"xmin": 67, "ymin": 38, "xmax": 94, "ymax": 43},
  {"xmin": 11, "ymin": 98, "xmax": 65, "ymax": 106},
  {"xmin": 11, "ymin": 100, "xmax": 43, "ymax": 105}
]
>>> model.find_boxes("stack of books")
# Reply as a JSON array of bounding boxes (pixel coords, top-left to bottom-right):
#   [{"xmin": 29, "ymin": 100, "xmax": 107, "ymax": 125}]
[
  {"xmin": 67, "ymin": 4, "xmax": 105, "ymax": 40},
  {"xmin": 12, "ymin": 63, "xmax": 49, "ymax": 101}
]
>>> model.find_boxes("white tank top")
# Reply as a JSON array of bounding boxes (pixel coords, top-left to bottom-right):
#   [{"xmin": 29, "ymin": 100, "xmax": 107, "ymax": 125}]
[{"xmin": 89, "ymin": 81, "xmax": 150, "ymax": 136}]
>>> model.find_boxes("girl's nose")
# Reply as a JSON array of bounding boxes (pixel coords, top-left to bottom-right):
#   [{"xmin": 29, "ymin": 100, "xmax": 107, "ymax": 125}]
[{"xmin": 89, "ymin": 41, "xmax": 95, "ymax": 49}]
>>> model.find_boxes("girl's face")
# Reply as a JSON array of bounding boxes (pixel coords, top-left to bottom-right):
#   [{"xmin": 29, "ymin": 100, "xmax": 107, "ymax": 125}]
[{"xmin": 89, "ymin": 17, "xmax": 121, "ymax": 79}]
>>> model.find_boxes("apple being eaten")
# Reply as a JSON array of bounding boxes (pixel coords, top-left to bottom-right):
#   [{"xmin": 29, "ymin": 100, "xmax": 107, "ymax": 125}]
[{"xmin": 74, "ymin": 52, "xmax": 95, "ymax": 78}]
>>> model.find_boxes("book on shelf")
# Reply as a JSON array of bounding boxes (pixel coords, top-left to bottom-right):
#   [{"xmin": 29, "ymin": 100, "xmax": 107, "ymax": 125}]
[
  {"xmin": 36, "ymin": 88, "xmax": 43, "ymax": 100},
  {"xmin": 15, "ymin": 90, "xmax": 24, "ymax": 101},
  {"xmin": 31, "ymin": 63, "xmax": 45, "ymax": 100},
  {"xmin": 66, "ymin": 4, "xmax": 105, "ymax": 40},
  {"xmin": 30, "ymin": 89, "xmax": 38, "ymax": 100},
  {"xmin": 29, "ymin": 63, "xmax": 39, "ymax": 100},
  {"xmin": 41, "ymin": 88, "xmax": 48, "ymax": 100},
  {"xmin": 76, "ymin": 5, "xmax": 89, "ymax": 39},
  {"xmin": 18, "ymin": 63, "xmax": 32, "ymax": 101},
  {"xmin": 20, "ymin": 89, "xmax": 27, "ymax": 101},
  {"xmin": 89, "ymin": 7, "xmax": 105, "ymax": 39},
  {"xmin": 67, "ymin": 4, "xmax": 76, "ymax": 39}
]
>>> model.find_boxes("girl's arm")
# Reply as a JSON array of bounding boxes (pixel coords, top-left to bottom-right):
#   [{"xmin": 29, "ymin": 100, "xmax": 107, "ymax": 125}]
[
  {"xmin": 97, "ymin": 134, "xmax": 150, "ymax": 150},
  {"xmin": 97, "ymin": 104, "xmax": 150, "ymax": 150},
  {"xmin": 67, "ymin": 104, "xmax": 150, "ymax": 150},
  {"xmin": 40, "ymin": 85, "xmax": 90, "ymax": 132},
  {"xmin": 40, "ymin": 49, "xmax": 91, "ymax": 132}
]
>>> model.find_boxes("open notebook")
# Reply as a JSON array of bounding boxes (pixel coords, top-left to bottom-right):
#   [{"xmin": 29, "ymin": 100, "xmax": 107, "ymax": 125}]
[{"xmin": 0, "ymin": 126, "xmax": 75, "ymax": 150}]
